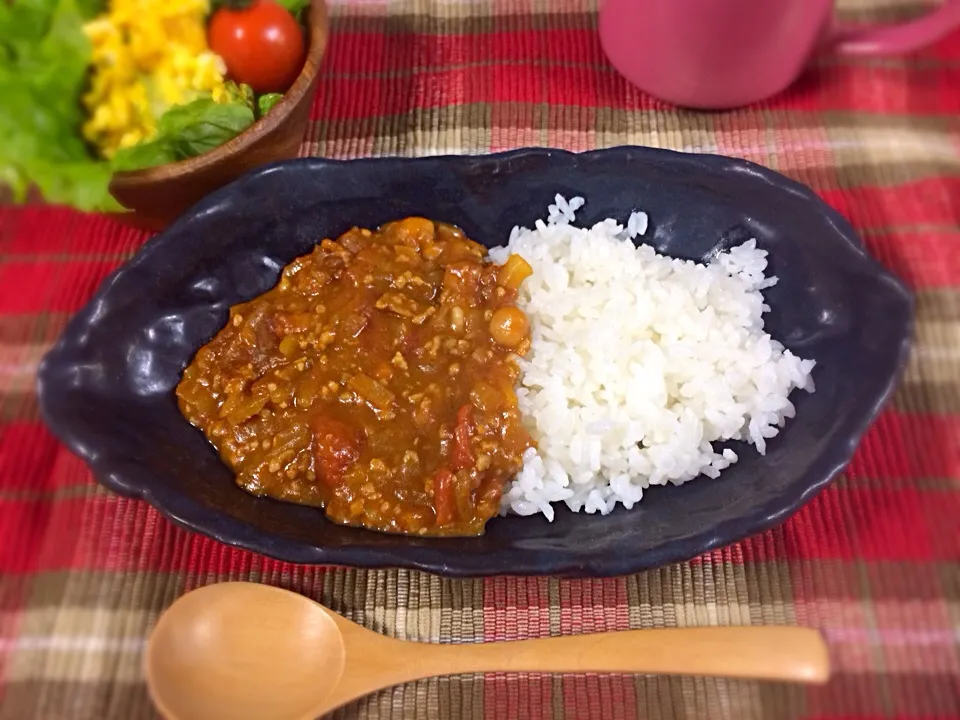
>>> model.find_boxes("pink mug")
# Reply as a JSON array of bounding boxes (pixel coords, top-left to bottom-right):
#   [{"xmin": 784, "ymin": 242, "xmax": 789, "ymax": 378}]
[{"xmin": 599, "ymin": 0, "xmax": 960, "ymax": 108}]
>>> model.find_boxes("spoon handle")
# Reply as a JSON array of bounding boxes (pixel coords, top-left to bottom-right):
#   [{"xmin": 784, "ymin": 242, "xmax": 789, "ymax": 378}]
[{"xmin": 412, "ymin": 626, "xmax": 829, "ymax": 683}]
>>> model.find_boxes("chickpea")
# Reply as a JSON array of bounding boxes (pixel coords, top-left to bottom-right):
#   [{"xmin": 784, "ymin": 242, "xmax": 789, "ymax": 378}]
[{"xmin": 489, "ymin": 307, "xmax": 529, "ymax": 348}]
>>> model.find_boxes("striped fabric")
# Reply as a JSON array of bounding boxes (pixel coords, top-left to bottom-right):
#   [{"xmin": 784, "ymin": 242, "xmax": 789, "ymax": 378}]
[{"xmin": 1, "ymin": 0, "xmax": 958, "ymax": 718}]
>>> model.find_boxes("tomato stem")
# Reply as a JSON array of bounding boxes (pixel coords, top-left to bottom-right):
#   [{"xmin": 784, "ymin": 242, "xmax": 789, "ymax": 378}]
[{"xmin": 211, "ymin": 0, "xmax": 256, "ymax": 12}]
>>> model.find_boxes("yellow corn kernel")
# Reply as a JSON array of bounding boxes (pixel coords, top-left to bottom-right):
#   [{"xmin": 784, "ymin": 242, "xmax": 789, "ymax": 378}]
[{"xmin": 81, "ymin": 0, "xmax": 226, "ymax": 158}]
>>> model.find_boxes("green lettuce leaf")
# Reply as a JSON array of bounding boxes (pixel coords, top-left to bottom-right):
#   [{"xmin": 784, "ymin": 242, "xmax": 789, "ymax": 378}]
[
  {"xmin": 0, "ymin": 0, "xmax": 118, "ymax": 211},
  {"xmin": 110, "ymin": 139, "xmax": 179, "ymax": 173},
  {"xmin": 75, "ymin": 0, "xmax": 106, "ymax": 20},
  {"xmin": 111, "ymin": 98, "xmax": 255, "ymax": 172},
  {"xmin": 257, "ymin": 93, "xmax": 283, "ymax": 118},
  {"xmin": 0, "ymin": 0, "xmax": 254, "ymax": 208},
  {"xmin": 221, "ymin": 80, "xmax": 256, "ymax": 111},
  {"xmin": 275, "ymin": 0, "xmax": 310, "ymax": 18},
  {"xmin": 160, "ymin": 98, "xmax": 254, "ymax": 157}
]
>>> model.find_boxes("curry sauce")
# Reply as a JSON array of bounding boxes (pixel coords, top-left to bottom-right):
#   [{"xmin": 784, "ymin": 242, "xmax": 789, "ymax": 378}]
[{"xmin": 176, "ymin": 218, "xmax": 535, "ymax": 536}]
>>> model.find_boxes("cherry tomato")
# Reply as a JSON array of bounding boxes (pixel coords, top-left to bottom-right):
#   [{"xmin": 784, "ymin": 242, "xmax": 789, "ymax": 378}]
[{"xmin": 209, "ymin": 0, "xmax": 305, "ymax": 94}]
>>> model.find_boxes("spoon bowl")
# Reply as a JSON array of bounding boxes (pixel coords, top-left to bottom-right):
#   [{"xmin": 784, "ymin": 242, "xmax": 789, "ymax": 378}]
[
  {"xmin": 146, "ymin": 583, "xmax": 346, "ymax": 720},
  {"xmin": 146, "ymin": 582, "xmax": 830, "ymax": 720}
]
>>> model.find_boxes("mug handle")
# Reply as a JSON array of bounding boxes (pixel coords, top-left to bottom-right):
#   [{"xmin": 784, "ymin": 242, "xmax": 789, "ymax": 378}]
[{"xmin": 829, "ymin": 0, "xmax": 960, "ymax": 55}]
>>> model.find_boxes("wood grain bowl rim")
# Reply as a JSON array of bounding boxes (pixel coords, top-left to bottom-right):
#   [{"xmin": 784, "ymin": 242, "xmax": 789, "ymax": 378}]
[{"xmin": 109, "ymin": 0, "xmax": 329, "ymax": 191}]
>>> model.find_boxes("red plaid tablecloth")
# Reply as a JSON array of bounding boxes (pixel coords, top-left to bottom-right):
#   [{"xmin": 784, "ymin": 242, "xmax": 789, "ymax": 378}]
[{"xmin": 1, "ymin": 0, "xmax": 958, "ymax": 718}]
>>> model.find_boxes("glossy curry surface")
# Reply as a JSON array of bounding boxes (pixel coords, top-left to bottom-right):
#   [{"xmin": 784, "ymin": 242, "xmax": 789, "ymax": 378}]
[{"xmin": 176, "ymin": 218, "xmax": 534, "ymax": 536}]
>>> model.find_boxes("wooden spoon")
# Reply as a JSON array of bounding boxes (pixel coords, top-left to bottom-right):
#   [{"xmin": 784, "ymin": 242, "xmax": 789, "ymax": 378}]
[{"xmin": 145, "ymin": 582, "xmax": 830, "ymax": 720}]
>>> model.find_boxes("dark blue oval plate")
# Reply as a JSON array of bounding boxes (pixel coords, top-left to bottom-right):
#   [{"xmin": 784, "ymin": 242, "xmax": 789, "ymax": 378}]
[{"xmin": 37, "ymin": 147, "xmax": 913, "ymax": 577}]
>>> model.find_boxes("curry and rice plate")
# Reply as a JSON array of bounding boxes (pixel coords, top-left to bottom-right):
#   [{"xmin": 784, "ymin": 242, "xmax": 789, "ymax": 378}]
[{"xmin": 176, "ymin": 198, "xmax": 816, "ymax": 536}]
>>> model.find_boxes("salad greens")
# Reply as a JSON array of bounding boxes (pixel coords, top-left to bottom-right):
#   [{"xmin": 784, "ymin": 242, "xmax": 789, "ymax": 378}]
[
  {"xmin": 0, "ymin": 0, "xmax": 287, "ymax": 212},
  {"xmin": 258, "ymin": 93, "xmax": 284, "ymax": 117},
  {"xmin": 0, "ymin": 0, "xmax": 117, "ymax": 210},
  {"xmin": 277, "ymin": 0, "xmax": 309, "ymax": 19},
  {"xmin": 113, "ymin": 96, "xmax": 255, "ymax": 172}
]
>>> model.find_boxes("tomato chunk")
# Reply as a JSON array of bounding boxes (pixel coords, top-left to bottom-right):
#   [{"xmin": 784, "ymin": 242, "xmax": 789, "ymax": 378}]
[
  {"xmin": 434, "ymin": 468, "xmax": 456, "ymax": 525},
  {"xmin": 311, "ymin": 416, "xmax": 363, "ymax": 488},
  {"xmin": 451, "ymin": 404, "xmax": 475, "ymax": 471}
]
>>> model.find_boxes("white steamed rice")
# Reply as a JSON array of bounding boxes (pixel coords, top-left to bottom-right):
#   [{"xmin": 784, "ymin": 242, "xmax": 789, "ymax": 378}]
[{"xmin": 490, "ymin": 195, "xmax": 816, "ymax": 520}]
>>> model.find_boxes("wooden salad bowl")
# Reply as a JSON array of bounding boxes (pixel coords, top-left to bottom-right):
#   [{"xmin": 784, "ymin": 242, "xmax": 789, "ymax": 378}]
[{"xmin": 108, "ymin": 0, "xmax": 328, "ymax": 231}]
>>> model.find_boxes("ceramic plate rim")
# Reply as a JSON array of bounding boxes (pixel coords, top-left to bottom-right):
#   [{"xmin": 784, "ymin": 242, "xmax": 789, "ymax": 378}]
[{"xmin": 37, "ymin": 147, "xmax": 914, "ymax": 577}]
